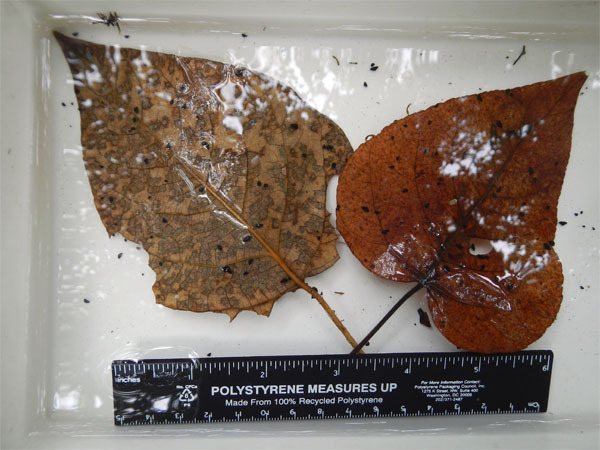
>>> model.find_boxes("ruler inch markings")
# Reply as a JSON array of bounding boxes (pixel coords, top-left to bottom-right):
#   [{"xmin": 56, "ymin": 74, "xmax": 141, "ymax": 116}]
[{"xmin": 112, "ymin": 350, "xmax": 553, "ymax": 426}]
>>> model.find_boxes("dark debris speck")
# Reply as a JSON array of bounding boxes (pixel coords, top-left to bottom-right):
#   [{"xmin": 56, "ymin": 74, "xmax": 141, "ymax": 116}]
[
  {"xmin": 417, "ymin": 308, "xmax": 431, "ymax": 327},
  {"xmin": 95, "ymin": 11, "xmax": 121, "ymax": 32},
  {"xmin": 513, "ymin": 45, "xmax": 526, "ymax": 66}
]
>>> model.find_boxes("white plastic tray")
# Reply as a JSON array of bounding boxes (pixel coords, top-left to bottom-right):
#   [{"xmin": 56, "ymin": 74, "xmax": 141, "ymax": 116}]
[{"xmin": 2, "ymin": 1, "xmax": 599, "ymax": 448}]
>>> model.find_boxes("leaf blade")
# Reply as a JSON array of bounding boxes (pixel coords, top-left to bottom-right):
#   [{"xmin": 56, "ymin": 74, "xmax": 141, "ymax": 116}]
[
  {"xmin": 54, "ymin": 32, "xmax": 354, "ymax": 329},
  {"xmin": 338, "ymin": 73, "xmax": 586, "ymax": 352}
]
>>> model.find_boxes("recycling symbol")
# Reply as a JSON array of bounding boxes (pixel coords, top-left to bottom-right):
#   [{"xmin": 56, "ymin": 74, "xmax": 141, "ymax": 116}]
[{"xmin": 177, "ymin": 385, "xmax": 198, "ymax": 404}]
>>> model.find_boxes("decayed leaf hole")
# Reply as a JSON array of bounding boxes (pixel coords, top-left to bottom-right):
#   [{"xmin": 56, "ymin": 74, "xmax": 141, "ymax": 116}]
[{"xmin": 469, "ymin": 238, "xmax": 493, "ymax": 256}]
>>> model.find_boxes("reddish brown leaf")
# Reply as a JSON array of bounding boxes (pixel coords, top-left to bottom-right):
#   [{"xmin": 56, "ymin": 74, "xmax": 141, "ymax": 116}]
[
  {"xmin": 53, "ymin": 32, "xmax": 355, "ymax": 341},
  {"xmin": 337, "ymin": 73, "xmax": 587, "ymax": 353}
]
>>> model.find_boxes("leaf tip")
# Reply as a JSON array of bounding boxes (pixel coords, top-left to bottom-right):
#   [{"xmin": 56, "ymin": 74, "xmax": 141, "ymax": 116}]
[
  {"xmin": 53, "ymin": 30, "xmax": 83, "ymax": 56},
  {"xmin": 52, "ymin": 30, "xmax": 70, "ymax": 46}
]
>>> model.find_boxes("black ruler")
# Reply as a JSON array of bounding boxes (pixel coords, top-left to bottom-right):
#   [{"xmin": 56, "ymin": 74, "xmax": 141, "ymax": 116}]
[{"xmin": 112, "ymin": 350, "xmax": 552, "ymax": 426}]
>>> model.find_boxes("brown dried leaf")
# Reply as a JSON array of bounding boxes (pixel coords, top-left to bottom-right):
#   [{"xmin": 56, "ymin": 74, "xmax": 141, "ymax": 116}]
[
  {"xmin": 54, "ymin": 32, "xmax": 353, "ymax": 320},
  {"xmin": 337, "ymin": 73, "xmax": 586, "ymax": 353}
]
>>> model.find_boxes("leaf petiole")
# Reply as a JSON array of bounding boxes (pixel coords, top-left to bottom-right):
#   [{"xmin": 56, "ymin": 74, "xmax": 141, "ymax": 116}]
[{"xmin": 351, "ymin": 283, "xmax": 424, "ymax": 354}]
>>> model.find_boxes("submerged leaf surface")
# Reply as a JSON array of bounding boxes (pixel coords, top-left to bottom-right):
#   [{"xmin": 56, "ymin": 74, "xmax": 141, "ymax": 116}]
[
  {"xmin": 337, "ymin": 73, "xmax": 586, "ymax": 352},
  {"xmin": 55, "ymin": 32, "xmax": 353, "ymax": 319}
]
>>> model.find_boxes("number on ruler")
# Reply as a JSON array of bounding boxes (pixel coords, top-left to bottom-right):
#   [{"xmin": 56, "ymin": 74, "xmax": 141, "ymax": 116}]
[{"xmin": 528, "ymin": 402, "xmax": 540, "ymax": 412}]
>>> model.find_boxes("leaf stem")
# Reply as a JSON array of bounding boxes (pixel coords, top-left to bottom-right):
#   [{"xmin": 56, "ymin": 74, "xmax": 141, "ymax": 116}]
[
  {"xmin": 177, "ymin": 159, "xmax": 361, "ymax": 351},
  {"xmin": 350, "ymin": 283, "xmax": 424, "ymax": 355}
]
